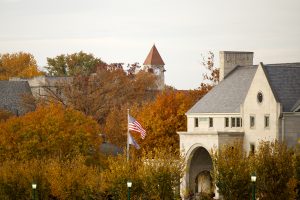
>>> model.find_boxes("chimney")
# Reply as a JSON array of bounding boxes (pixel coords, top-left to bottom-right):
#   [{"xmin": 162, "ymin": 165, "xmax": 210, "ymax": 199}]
[{"xmin": 219, "ymin": 51, "xmax": 254, "ymax": 81}]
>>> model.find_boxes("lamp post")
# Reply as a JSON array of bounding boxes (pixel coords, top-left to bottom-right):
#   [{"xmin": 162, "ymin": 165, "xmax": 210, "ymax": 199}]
[
  {"xmin": 32, "ymin": 182, "xmax": 37, "ymax": 200},
  {"xmin": 251, "ymin": 173, "xmax": 256, "ymax": 200},
  {"xmin": 127, "ymin": 181, "xmax": 132, "ymax": 200}
]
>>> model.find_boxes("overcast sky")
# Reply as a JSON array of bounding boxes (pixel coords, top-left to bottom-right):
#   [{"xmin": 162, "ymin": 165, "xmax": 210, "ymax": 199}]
[{"xmin": 1, "ymin": 0, "xmax": 300, "ymax": 89}]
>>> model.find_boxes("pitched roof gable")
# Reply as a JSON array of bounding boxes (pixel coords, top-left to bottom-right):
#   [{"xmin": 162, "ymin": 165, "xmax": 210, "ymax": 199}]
[
  {"xmin": 188, "ymin": 65, "xmax": 257, "ymax": 113},
  {"xmin": 143, "ymin": 45, "xmax": 165, "ymax": 65},
  {"xmin": 263, "ymin": 63, "xmax": 300, "ymax": 112}
]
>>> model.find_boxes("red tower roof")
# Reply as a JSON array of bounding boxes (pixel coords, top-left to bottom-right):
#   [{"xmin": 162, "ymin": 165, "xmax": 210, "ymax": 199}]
[{"xmin": 143, "ymin": 45, "xmax": 165, "ymax": 65}]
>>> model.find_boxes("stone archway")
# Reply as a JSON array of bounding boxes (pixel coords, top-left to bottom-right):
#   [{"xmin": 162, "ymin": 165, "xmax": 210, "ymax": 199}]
[{"xmin": 186, "ymin": 146, "xmax": 213, "ymax": 196}]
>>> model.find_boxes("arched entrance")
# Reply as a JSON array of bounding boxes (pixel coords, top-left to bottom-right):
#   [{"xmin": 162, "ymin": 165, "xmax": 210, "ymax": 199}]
[{"xmin": 187, "ymin": 146, "xmax": 213, "ymax": 196}]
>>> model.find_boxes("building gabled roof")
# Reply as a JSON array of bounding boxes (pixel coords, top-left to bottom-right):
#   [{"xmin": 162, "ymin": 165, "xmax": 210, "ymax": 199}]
[
  {"xmin": 188, "ymin": 65, "xmax": 257, "ymax": 113},
  {"xmin": 143, "ymin": 45, "xmax": 165, "ymax": 65},
  {"xmin": 263, "ymin": 63, "xmax": 300, "ymax": 112},
  {"xmin": 0, "ymin": 81, "xmax": 33, "ymax": 115}
]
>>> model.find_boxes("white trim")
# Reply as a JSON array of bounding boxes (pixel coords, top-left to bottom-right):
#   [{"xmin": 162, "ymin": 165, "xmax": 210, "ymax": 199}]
[
  {"xmin": 177, "ymin": 131, "xmax": 218, "ymax": 135},
  {"xmin": 282, "ymin": 112, "xmax": 300, "ymax": 116},
  {"xmin": 187, "ymin": 113, "xmax": 241, "ymax": 116}
]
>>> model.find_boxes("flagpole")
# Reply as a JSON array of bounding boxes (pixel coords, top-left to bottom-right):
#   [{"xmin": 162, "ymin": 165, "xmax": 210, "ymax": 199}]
[{"xmin": 127, "ymin": 109, "xmax": 130, "ymax": 161}]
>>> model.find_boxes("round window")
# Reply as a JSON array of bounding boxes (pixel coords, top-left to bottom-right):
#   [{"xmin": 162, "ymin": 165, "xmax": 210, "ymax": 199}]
[{"xmin": 257, "ymin": 92, "xmax": 263, "ymax": 103}]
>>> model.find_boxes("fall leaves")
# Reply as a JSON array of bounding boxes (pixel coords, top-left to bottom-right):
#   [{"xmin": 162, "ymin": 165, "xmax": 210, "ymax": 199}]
[
  {"xmin": 0, "ymin": 50, "xmax": 213, "ymax": 199},
  {"xmin": 212, "ymin": 141, "xmax": 297, "ymax": 200},
  {"xmin": 0, "ymin": 52, "xmax": 43, "ymax": 80},
  {"xmin": 0, "ymin": 104, "xmax": 102, "ymax": 161}
]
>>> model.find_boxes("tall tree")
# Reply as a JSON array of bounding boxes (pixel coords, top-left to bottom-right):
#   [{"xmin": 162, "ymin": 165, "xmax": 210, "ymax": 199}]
[
  {"xmin": 0, "ymin": 52, "xmax": 43, "ymax": 80},
  {"xmin": 134, "ymin": 89, "xmax": 208, "ymax": 151},
  {"xmin": 0, "ymin": 104, "xmax": 101, "ymax": 162},
  {"xmin": 46, "ymin": 51, "xmax": 106, "ymax": 76},
  {"xmin": 253, "ymin": 141, "xmax": 296, "ymax": 200},
  {"xmin": 200, "ymin": 51, "xmax": 219, "ymax": 87},
  {"xmin": 101, "ymin": 147, "xmax": 184, "ymax": 199},
  {"xmin": 212, "ymin": 141, "xmax": 251, "ymax": 200},
  {"xmin": 50, "ymin": 68, "xmax": 157, "ymax": 124}
]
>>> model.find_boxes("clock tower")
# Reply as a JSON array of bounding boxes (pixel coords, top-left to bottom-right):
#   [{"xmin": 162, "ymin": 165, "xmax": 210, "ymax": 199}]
[{"xmin": 143, "ymin": 44, "xmax": 165, "ymax": 90}]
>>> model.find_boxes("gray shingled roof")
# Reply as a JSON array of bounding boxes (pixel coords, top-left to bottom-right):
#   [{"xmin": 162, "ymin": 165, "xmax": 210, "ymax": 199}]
[
  {"xmin": 264, "ymin": 63, "xmax": 300, "ymax": 112},
  {"xmin": 188, "ymin": 65, "xmax": 257, "ymax": 113},
  {"xmin": 0, "ymin": 81, "xmax": 33, "ymax": 115}
]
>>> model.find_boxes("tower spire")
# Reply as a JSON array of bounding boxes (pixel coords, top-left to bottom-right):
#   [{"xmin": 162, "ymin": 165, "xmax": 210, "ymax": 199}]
[
  {"xmin": 143, "ymin": 44, "xmax": 165, "ymax": 65},
  {"xmin": 143, "ymin": 44, "xmax": 166, "ymax": 90}
]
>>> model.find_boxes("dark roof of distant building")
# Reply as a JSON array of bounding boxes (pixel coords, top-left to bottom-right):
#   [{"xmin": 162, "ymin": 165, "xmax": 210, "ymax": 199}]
[
  {"xmin": 99, "ymin": 142, "xmax": 123, "ymax": 156},
  {"xmin": 0, "ymin": 81, "xmax": 33, "ymax": 115},
  {"xmin": 143, "ymin": 45, "xmax": 165, "ymax": 65}
]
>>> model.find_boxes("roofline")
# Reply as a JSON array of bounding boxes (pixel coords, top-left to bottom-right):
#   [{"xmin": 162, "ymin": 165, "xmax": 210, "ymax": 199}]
[
  {"xmin": 260, "ymin": 62, "xmax": 280, "ymax": 102},
  {"xmin": 263, "ymin": 62, "xmax": 300, "ymax": 66},
  {"xmin": 186, "ymin": 113, "xmax": 241, "ymax": 116},
  {"xmin": 282, "ymin": 112, "xmax": 300, "ymax": 116},
  {"xmin": 177, "ymin": 131, "xmax": 244, "ymax": 136},
  {"xmin": 220, "ymin": 51, "xmax": 254, "ymax": 54}
]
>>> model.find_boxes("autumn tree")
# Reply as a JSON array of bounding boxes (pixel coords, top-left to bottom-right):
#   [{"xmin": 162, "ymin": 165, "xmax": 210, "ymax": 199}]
[
  {"xmin": 45, "ymin": 51, "xmax": 106, "ymax": 76},
  {"xmin": 0, "ymin": 104, "xmax": 101, "ymax": 162},
  {"xmin": 0, "ymin": 52, "xmax": 43, "ymax": 80},
  {"xmin": 213, "ymin": 140, "xmax": 297, "ymax": 200},
  {"xmin": 0, "ymin": 109, "xmax": 13, "ymax": 122},
  {"xmin": 212, "ymin": 141, "xmax": 251, "ymax": 200},
  {"xmin": 253, "ymin": 141, "xmax": 296, "ymax": 200},
  {"xmin": 134, "ymin": 89, "xmax": 208, "ymax": 152},
  {"xmin": 101, "ymin": 147, "xmax": 184, "ymax": 199},
  {"xmin": 0, "ymin": 156, "xmax": 103, "ymax": 200},
  {"xmin": 200, "ymin": 51, "xmax": 219, "ymax": 87}
]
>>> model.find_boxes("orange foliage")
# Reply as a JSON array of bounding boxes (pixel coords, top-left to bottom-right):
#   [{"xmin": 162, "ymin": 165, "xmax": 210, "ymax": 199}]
[
  {"xmin": 0, "ymin": 157, "xmax": 102, "ymax": 199},
  {"xmin": 0, "ymin": 52, "xmax": 43, "ymax": 80},
  {"xmin": 134, "ymin": 88, "xmax": 209, "ymax": 151},
  {"xmin": 0, "ymin": 109, "xmax": 13, "ymax": 122},
  {"xmin": 0, "ymin": 104, "xmax": 101, "ymax": 161}
]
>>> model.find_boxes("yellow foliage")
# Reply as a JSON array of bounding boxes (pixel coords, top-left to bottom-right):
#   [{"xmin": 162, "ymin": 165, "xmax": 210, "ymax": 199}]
[
  {"xmin": 0, "ymin": 52, "xmax": 43, "ymax": 80},
  {"xmin": 0, "ymin": 104, "xmax": 101, "ymax": 161},
  {"xmin": 0, "ymin": 156, "xmax": 102, "ymax": 199},
  {"xmin": 102, "ymin": 147, "xmax": 184, "ymax": 199}
]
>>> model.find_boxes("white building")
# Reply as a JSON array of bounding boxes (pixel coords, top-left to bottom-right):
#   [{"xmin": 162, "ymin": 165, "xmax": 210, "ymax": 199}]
[{"xmin": 178, "ymin": 51, "xmax": 300, "ymax": 198}]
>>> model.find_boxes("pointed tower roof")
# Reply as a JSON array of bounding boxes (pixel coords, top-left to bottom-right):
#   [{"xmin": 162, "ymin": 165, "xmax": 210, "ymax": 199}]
[{"xmin": 143, "ymin": 45, "xmax": 165, "ymax": 65}]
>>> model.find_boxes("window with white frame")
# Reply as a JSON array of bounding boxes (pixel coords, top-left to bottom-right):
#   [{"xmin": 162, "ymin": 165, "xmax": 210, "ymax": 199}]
[
  {"xmin": 231, "ymin": 117, "xmax": 242, "ymax": 127},
  {"xmin": 250, "ymin": 116, "xmax": 255, "ymax": 128},
  {"xmin": 194, "ymin": 118, "xmax": 199, "ymax": 127},
  {"xmin": 264, "ymin": 115, "xmax": 270, "ymax": 128},
  {"xmin": 209, "ymin": 117, "xmax": 213, "ymax": 127},
  {"xmin": 225, "ymin": 117, "xmax": 229, "ymax": 127},
  {"xmin": 231, "ymin": 117, "xmax": 236, "ymax": 127}
]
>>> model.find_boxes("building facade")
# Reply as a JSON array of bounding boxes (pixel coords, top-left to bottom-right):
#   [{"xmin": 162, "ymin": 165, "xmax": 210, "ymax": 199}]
[{"xmin": 179, "ymin": 51, "xmax": 300, "ymax": 198}]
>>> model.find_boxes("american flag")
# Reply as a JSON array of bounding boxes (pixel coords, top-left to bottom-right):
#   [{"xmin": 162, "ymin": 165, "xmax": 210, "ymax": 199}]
[{"xmin": 128, "ymin": 115, "xmax": 146, "ymax": 139}]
